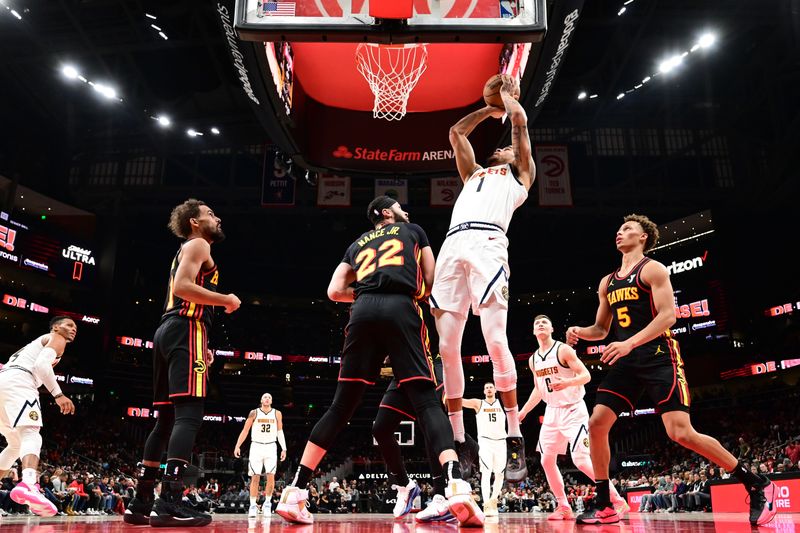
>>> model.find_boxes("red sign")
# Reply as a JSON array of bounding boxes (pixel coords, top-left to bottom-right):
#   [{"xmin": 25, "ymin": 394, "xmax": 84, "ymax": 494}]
[
  {"xmin": 710, "ymin": 478, "xmax": 800, "ymax": 513},
  {"xmin": 625, "ymin": 488, "xmax": 652, "ymax": 511},
  {"xmin": 117, "ymin": 336, "xmax": 154, "ymax": 349}
]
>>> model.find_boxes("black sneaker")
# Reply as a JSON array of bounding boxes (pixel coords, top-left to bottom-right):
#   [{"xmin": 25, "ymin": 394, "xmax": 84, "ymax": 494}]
[
  {"xmin": 455, "ymin": 433, "xmax": 479, "ymax": 478},
  {"xmin": 123, "ymin": 497, "xmax": 152, "ymax": 525},
  {"xmin": 748, "ymin": 475, "xmax": 778, "ymax": 526},
  {"xmin": 149, "ymin": 497, "xmax": 212, "ymax": 527},
  {"xmin": 505, "ymin": 436, "xmax": 527, "ymax": 481}
]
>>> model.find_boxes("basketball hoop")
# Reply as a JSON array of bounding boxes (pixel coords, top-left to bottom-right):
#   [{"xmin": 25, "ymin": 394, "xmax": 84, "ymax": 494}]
[{"xmin": 355, "ymin": 43, "xmax": 428, "ymax": 121}]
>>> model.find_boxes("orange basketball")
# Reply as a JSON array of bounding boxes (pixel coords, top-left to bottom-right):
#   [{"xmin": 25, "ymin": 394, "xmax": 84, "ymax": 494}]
[{"xmin": 483, "ymin": 74, "xmax": 519, "ymax": 108}]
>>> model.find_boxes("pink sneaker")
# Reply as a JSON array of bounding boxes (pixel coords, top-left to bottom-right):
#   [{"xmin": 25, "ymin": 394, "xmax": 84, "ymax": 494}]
[
  {"xmin": 613, "ymin": 498, "xmax": 631, "ymax": 517},
  {"xmin": 10, "ymin": 482, "xmax": 57, "ymax": 517},
  {"xmin": 548, "ymin": 505, "xmax": 575, "ymax": 520},
  {"xmin": 275, "ymin": 486, "xmax": 313, "ymax": 524}
]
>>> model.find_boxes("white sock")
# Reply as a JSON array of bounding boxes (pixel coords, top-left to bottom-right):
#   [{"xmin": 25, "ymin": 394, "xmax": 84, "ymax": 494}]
[
  {"xmin": 22, "ymin": 468, "xmax": 37, "ymax": 486},
  {"xmin": 504, "ymin": 406, "xmax": 522, "ymax": 437},
  {"xmin": 448, "ymin": 411, "xmax": 465, "ymax": 442},
  {"xmin": 250, "ymin": 496, "xmax": 256, "ymax": 505}
]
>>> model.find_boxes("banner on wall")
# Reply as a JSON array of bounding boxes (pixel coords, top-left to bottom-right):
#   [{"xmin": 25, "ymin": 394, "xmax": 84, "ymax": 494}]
[
  {"xmin": 534, "ymin": 145, "xmax": 573, "ymax": 207},
  {"xmin": 317, "ymin": 175, "xmax": 351, "ymax": 207},
  {"xmin": 430, "ymin": 177, "xmax": 463, "ymax": 207},
  {"xmin": 374, "ymin": 179, "xmax": 408, "ymax": 204}
]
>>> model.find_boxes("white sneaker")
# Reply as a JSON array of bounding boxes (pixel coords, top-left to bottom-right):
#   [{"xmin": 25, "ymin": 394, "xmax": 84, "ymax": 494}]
[
  {"xmin": 276, "ymin": 487, "xmax": 313, "ymax": 524},
  {"xmin": 445, "ymin": 479, "xmax": 484, "ymax": 527},
  {"xmin": 248, "ymin": 504, "xmax": 258, "ymax": 518},
  {"xmin": 261, "ymin": 499, "xmax": 272, "ymax": 517},
  {"xmin": 484, "ymin": 498, "xmax": 499, "ymax": 517},
  {"xmin": 415, "ymin": 494, "xmax": 455, "ymax": 523},
  {"xmin": 392, "ymin": 480, "xmax": 420, "ymax": 518}
]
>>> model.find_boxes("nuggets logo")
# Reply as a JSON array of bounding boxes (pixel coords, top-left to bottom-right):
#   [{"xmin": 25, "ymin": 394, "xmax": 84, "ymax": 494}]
[
  {"xmin": 501, "ymin": 286, "xmax": 509, "ymax": 301},
  {"xmin": 583, "ymin": 437, "xmax": 590, "ymax": 448},
  {"xmin": 29, "ymin": 411, "xmax": 39, "ymax": 421},
  {"xmin": 193, "ymin": 360, "xmax": 207, "ymax": 374}
]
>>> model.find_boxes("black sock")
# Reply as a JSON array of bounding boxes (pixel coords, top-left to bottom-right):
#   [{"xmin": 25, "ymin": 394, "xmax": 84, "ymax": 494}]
[
  {"xmin": 432, "ymin": 475, "xmax": 446, "ymax": 497},
  {"xmin": 732, "ymin": 461, "xmax": 765, "ymax": 489},
  {"xmin": 444, "ymin": 461, "xmax": 462, "ymax": 483},
  {"xmin": 292, "ymin": 465, "xmax": 314, "ymax": 488},
  {"xmin": 138, "ymin": 463, "xmax": 161, "ymax": 481},
  {"xmin": 595, "ymin": 480, "xmax": 611, "ymax": 507}
]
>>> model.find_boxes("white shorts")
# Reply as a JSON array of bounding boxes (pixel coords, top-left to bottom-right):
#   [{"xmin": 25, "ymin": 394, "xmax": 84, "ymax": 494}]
[
  {"xmin": 248, "ymin": 442, "xmax": 277, "ymax": 476},
  {"xmin": 536, "ymin": 402, "xmax": 590, "ymax": 459},
  {"xmin": 478, "ymin": 437, "xmax": 506, "ymax": 474},
  {"xmin": 430, "ymin": 230, "xmax": 510, "ymax": 317},
  {"xmin": 0, "ymin": 370, "xmax": 43, "ymax": 430}
]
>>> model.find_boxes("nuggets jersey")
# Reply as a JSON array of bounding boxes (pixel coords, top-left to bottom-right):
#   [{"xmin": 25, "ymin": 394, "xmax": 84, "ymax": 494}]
[
  {"xmin": 2, "ymin": 334, "xmax": 59, "ymax": 388},
  {"xmin": 162, "ymin": 242, "xmax": 219, "ymax": 328},
  {"xmin": 476, "ymin": 400, "xmax": 507, "ymax": 440},
  {"xmin": 251, "ymin": 408, "xmax": 278, "ymax": 445},
  {"xmin": 604, "ymin": 257, "xmax": 675, "ymax": 356},
  {"xmin": 449, "ymin": 164, "xmax": 528, "ymax": 232},
  {"xmin": 531, "ymin": 341, "xmax": 584, "ymax": 407},
  {"xmin": 342, "ymin": 223, "xmax": 429, "ymax": 300}
]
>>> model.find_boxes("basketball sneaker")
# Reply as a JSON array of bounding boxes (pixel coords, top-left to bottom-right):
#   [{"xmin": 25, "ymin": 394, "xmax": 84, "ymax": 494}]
[
  {"xmin": 261, "ymin": 499, "xmax": 272, "ymax": 517},
  {"xmin": 392, "ymin": 480, "xmax": 421, "ymax": 518},
  {"xmin": 548, "ymin": 505, "xmax": 574, "ymax": 520},
  {"xmin": 248, "ymin": 503, "xmax": 258, "ymax": 518},
  {"xmin": 483, "ymin": 497, "xmax": 499, "ymax": 517},
  {"xmin": 613, "ymin": 498, "xmax": 630, "ymax": 518},
  {"xmin": 149, "ymin": 497, "xmax": 212, "ymax": 527},
  {"xmin": 576, "ymin": 504, "xmax": 619, "ymax": 524},
  {"xmin": 445, "ymin": 479, "xmax": 484, "ymax": 527},
  {"xmin": 123, "ymin": 496, "xmax": 152, "ymax": 525},
  {"xmin": 505, "ymin": 436, "xmax": 528, "ymax": 482},
  {"xmin": 10, "ymin": 482, "xmax": 57, "ymax": 517},
  {"xmin": 749, "ymin": 476, "xmax": 778, "ymax": 526},
  {"xmin": 276, "ymin": 486, "xmax": 313, "ymax": 525},
  {"xmin": 455, "ymin": 434, "xmax": 479, "ymax": 478},
  {"xmin": 415, "ymin": 494, "xmax": 456, "ymax": 523}
]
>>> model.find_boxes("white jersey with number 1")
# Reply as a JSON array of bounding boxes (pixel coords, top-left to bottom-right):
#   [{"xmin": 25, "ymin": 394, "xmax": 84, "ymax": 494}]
[{"xmin": 449, "ymin": 163, "xmax": 528, "ymax": 232}]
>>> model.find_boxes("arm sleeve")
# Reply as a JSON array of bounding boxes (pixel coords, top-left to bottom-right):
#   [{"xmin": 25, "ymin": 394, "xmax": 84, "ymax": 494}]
[
  {"xmin": 277, "ymin": 430, "xmax": 287, "ymax": 451},
  {"xmin": 408, "ymin": 224, "xmax": 430, "ymax": 248},
  {"xmin": 33, "ymin": 346, "xmax": 63, "ymax": 397}
]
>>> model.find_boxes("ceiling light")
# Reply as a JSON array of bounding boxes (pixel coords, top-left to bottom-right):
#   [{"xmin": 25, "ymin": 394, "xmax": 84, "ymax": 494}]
[
  {"xmin": 210, "ymin": 127, "xmax": 220, "ymax": 135},
  {"xmin": 616, "ymin": 93, "xmax": 624, "ymax": 100},
  {"xmin": 62, "ymin": 65, "xmax": 79, "ymax": 80},
  {"xmin": 145, "ymin": 13, "xmax": 157, "ymax": 19},
  {"xmin": 577, "ymin": 91, "xmax": 587, "ymax": 100},
  {"xmin": 187, "ymin": 129, "xmax": 203, "ymax": 137},
  {"xmin": 158, "ymin": 32, "xmax": 168, "ymax": 40},
  {"xmin": 150, "ymin": 24, "xmax": 161, "ymax": 31},
  {"xmin": 658, "ymin": 55, "xmax": 683, "ymax": 74},
  {"xmin": 155, "ymin": 115, "xmax": 171, "ymax": 127},
  {"xmin": 93, "ymin": 83, "xmax": 117, "ymax": 99},
  {"xmin": 617, "ymin": 7, "xmax": 626, "ymax": 15},
  {"xmin": 698, "ymin": 32, "xmax": 716, "ymax": 49}
]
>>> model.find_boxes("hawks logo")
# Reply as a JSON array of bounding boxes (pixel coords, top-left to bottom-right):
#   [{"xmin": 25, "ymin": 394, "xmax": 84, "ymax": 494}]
[
  {"xmin": 29, "ymin": 411, "xmax": 40, "ymax": 421},
  {"xmin": 501, "ymin": 286, "xmax": 510, "ymax": 301},
  {"xmin": 193, "ymin": 360, "xmax": 207, "ymax": 375}
]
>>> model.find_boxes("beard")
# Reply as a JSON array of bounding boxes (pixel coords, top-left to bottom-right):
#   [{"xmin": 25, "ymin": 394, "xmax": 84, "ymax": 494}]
[
  {"xmin": 487, "ymin": 154, "xmax": 502, "ymax": 166},
  {"xmin": 207, "ymin": 226, "xmax": 226, "ymax": 243}
]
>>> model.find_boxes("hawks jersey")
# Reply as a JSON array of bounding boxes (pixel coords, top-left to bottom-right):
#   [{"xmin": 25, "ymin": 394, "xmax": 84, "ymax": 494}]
[
  {"xmin": 2, "ymin": 334, "xmax": 60, "ymax": 388},
  {"xmin": 251, "ymin": 408, "xmax": 278, "ymax": 445},
  {"xmin": 604, "ymin": 257, "xmax": 675, "ymax": 356},
  {"xmin": 342, "ymin": 223, "xmax": 430, "ymax": 300},
  {"xmin": 476, "ymin": 399, "xmax": 507, "ymax": 440},
  {"xmin": 531, "ymin": 341, "xmax": 585, "ymax": 408},
  {"xmin": 449, "ymin": 163, "xmax": 528, "ymax": 232},
  {"xmin": 162, "ymin": 242, "xmax": 219, "ymax": 328}
]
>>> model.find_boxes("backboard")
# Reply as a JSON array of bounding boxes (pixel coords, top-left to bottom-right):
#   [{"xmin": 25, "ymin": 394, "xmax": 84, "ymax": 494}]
[{"xmin": 235, "ymin": 0, "xmax": 546, "ymax": 43}]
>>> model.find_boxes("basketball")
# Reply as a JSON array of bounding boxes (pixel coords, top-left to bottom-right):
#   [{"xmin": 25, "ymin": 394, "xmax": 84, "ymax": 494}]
[{"xmin": 483, "ymin": 74, "xmax": 519, "ymax": 109}]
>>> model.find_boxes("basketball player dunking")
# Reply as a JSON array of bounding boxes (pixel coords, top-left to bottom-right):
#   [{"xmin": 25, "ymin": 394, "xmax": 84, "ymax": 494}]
[
  {"xmin": 520, "ymin": 314, "xmax": 627, "ymax": 521},
  {"xmin": 567, "ymin": 215, "xmax": 777, "ymax": 526},
  {"xmin": 0, "ymin": 316, "xmax": 77, "ymax": 517},
  {"xmin": 234, "ymin": 393, "xmax": 287, "ymax": 518},
  {"xmin": 431, "ymin": 74, "xmax": 535, "ymax": 481},
  {"xmin": 125, "ymin": 199, "xmax": 241, "ymax": 527},
  {"xmin": 462, "ymin": 382, "xmax": 507, "ymax": 517}
]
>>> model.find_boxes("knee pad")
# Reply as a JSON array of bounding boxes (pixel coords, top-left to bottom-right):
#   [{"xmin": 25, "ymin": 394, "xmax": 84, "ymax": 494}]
[
  {"xmin": 18, "ymin": 426, "xmax": 43, "ymax": 459},
  {"xmin": 492, "ymin": 363, "xmax": 517, "ymax": 392}
]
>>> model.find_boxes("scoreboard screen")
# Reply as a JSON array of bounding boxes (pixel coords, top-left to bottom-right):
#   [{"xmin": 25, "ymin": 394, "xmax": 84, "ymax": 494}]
[{"xmin": 0, "ymin": 211, "xmax": 97, "ymax": 285}]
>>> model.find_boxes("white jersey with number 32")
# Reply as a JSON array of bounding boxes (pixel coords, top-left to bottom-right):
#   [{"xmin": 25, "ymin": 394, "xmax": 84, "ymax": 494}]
[
  {"xmin": 531, "ymin": 341, "xmax": 585, "ymax": 408},
  {"xmin": 251, "ymin": 408, "xmax": 278, "ymax": 444},
  {"xmin": 449, "ymin": 164, "xmax": 528, "ymax": 231}
]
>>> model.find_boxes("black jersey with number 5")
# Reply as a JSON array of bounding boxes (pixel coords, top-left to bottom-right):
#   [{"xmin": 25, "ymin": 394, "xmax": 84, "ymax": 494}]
[{"xmin": 342, "ymin": 223, "xmax": 430, "ymax": 300}]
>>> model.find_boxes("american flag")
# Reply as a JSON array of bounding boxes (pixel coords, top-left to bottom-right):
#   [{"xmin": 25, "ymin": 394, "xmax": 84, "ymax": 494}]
[{"xmin": 262, "ymin": 1, "xmax": 296, "ymax": 16}]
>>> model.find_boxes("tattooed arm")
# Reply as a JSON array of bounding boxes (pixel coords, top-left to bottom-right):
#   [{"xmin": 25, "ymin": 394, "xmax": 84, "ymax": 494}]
[{"xmin": 500, "ymin": 75, "xmax": 536, "ymax": 190}]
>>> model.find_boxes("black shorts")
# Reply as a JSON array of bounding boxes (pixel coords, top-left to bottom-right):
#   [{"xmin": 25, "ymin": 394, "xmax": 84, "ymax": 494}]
[
  {"xmin": 595, "ymin": 337, "xmax": 691, "ymax": 416},
  {"xmin": 380, "ymin": 379, "xmax": 444, "ymax": 420},
  {"xmin": 153, "ymin": 317, "xmax": 209, "ymax": 405},
  {"xmin": 339, "ymin": 293, "xmax": 433, "ymax": 386}
]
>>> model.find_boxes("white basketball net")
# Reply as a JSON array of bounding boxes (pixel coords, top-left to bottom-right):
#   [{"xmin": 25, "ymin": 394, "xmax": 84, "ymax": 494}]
[{"xmin": 355, "ymin": 43, "xmax": 428, "ymax": 121}]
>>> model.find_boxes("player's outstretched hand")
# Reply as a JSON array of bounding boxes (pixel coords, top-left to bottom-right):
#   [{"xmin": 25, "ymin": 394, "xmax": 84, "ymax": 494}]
[
  {"xmin": 234, "ymin": 446, "xmax": 241, "ymax": 458},
  {"xmin": 565, "ymin": 326, "xmax": 581, "ymax": 346},
  {"xmin": 56, "ymin": 395, "xmax": 75, "ymax": 415},
  {"xmin": 224, "ymin": 293, "xmax": 241, "ymax": 314},
  {"xmin": 499, "ymin": 74, "xmax": 520, "ymax": 99}
]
